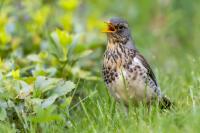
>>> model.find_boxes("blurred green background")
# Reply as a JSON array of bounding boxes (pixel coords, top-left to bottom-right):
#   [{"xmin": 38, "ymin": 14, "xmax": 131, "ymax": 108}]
[
  {"xmin": 0, "ymin": 0, "xmax": 200, "ymax": 132},
  {"xmin": 0, "ymin": 0, "xmax": 200, "ymax": 75}
]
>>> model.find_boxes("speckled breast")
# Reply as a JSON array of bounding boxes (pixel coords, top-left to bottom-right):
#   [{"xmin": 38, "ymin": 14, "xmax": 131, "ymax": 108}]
[{"xmin": 102, "ymin": 48, "xmax": 160, "ymax": 104}]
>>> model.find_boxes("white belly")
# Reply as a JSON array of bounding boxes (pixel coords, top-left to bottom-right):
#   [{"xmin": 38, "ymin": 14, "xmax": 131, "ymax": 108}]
[{"xmin": 107, "ymin": 66, "xmax": 157, "ymax": 104}]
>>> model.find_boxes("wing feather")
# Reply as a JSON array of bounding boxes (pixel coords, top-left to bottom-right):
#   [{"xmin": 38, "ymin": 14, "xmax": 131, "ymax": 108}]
[{"xmin": 135, "ymin": 50, "xmax": 158, "ymax": 86}]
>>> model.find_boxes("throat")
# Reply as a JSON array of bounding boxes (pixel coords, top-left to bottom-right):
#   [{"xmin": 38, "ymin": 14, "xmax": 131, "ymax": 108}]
[
  {"xmin": 107, "ymin": 42, "xmax": 120, "ymax": 50},
  {"xmin": 107, "ymin": 39, "xmax": 135, "ymax": 51},
  {"xmin": 107, "ymin": 37, "xmax": 124, "ymax": 50}
]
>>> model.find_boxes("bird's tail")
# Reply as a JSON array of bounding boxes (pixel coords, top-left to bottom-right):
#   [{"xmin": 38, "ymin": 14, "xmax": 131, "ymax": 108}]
[{"xmin": 159, "ymin": 96, "xmax": 173, "ymax": 109}]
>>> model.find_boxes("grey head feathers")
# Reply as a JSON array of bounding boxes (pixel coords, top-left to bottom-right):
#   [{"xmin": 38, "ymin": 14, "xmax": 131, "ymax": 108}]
[{"xmin": 106, "ymin": 17, "xmax": 136, "ymax": 49}]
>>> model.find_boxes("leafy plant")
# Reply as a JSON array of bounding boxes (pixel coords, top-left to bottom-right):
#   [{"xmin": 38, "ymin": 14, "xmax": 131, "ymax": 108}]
[{"xmin": 0, "ymin": 76, "xmax": 75, "ymax": 131}]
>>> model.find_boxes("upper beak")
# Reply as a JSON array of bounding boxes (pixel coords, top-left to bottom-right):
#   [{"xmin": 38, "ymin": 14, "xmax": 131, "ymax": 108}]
[{"xmin": 102, "ymin": 21, "xmax": 116, "ymax": 33}]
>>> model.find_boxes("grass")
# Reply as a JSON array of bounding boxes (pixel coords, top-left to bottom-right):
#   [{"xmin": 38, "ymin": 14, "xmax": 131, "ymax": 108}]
[
  {"xmin": 65, "ymin": 42, "xmax": 200, "ymax": 133},
  {"xmin": 67, "ymin": 62, "xmax": 200, "ymax": 133}
]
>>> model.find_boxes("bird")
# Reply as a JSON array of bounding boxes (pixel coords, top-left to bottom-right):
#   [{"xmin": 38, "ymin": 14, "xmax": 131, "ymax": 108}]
[{"xmin": 102, "ymin": 17, "xmax": 171, "ymax": 109}]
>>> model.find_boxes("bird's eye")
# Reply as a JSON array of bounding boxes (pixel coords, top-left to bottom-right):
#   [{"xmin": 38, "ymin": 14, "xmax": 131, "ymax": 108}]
[{"xmin": 118, "ymin": 25, "xmax": 124, "ymax": 30}]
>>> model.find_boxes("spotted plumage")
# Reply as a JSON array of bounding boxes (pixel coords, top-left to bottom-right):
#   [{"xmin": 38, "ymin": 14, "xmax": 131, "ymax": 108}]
[{"xmin": 102, "ymin": 18, "xmax": 171, "ymax": 108}]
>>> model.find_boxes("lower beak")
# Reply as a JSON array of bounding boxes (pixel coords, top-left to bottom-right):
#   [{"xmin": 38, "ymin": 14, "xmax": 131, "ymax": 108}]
[{"xmin": 102, "ymin": 21, "xmax": 116, "ymax": 33}]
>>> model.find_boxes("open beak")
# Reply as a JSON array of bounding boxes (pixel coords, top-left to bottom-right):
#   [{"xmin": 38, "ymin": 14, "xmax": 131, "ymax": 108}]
[{"xmin": 102, "ymin": 21, "xmax": 116, "ymax": 33}]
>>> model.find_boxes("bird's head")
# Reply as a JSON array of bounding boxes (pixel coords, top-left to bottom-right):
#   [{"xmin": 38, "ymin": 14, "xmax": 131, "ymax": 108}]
[{"xmin": 102, "ymin": 18, "xmax": 131, "ymax": 44}]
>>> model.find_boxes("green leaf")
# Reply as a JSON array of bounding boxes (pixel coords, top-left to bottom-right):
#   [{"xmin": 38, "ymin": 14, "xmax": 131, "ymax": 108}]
[
  {"xmin": 0, "ymin": 107, "xmax": 6, "ymax": 121},
  {"xmin": 29, "ymin": 98, "xmax": 43, "ymax": 107},
  {"xmin": 58, "ymin": 0, "xmax": 79, "ymax": 11},
  {"xmin": 34, "ymin": 79, "xmax": 75, "ymax": 108},
  {"xmin": 55, "ymin": 28, "xmax": 73, "ymax": 46},
  {"xmin": 29, "ymin": 106, "xmax": 63, "ymax": 123},
  {"xmin": 0, "ymin": 100, "xmax": 8, "ymax": 109},
  {"xmin": 16, "ymin": 81, "xmax": 32, "ymax": 99},
  {"xmin": 41, "ymin": 94, "xmax": 58, "ymax": 108},
  {"xmin": 71, "ymin": 67, "xmax": 99, "ymax": 80},
  {"xmin": 0, "ymin": 72, "xmax": 2, "ymax": 80},
  {"xmin": 26, "ymin": 54, "xmax": 41, "ymax": 62},
  {"xmin": 35, "ymin": 76, "xmax": 59, "ymax": 93},
  {"xmin": 11, "ymin": 69, "xmax": 20, "ymax": 79},
  {"xmin": 53, "ymin": 80, "xmax": 75, "ymax": 97},
  {"xmin": 35, "ymin": 76, "xmax": 75, "ymax": 96},
  {"xmin": 49, "ymin": 28, "xmax": 73, "ymax": 62}
]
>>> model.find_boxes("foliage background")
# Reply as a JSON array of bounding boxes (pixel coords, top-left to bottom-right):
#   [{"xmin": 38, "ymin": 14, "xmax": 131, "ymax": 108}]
[{"xmin": 0, "ymin": 0, "xmax": 200, "ymax": 132}]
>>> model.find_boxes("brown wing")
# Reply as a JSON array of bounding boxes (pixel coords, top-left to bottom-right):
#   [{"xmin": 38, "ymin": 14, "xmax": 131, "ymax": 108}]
[{"xmin": 135, "ymin": 50, "xmax": 158, "ymax": 86}]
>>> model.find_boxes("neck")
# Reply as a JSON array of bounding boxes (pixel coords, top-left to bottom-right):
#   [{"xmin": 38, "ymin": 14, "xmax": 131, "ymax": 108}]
[
  {"xmin": 107, "ymin": 37, "xmax": 136, "ymax": 50},
  {"xmin": 107, "ymin": 41, "xmax": 119, "ymax": 50}
]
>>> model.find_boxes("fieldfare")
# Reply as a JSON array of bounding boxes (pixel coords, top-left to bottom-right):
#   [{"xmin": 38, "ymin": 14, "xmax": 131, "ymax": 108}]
[{"xmin": 102, "ymin": 18, "xmax": 171, "ymax": 109}]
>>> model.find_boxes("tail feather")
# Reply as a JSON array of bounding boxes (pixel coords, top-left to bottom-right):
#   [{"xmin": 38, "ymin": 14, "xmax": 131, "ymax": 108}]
[{"xmin": 159, "ymin": 96, "xmax": 173, "ymax": 109}]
